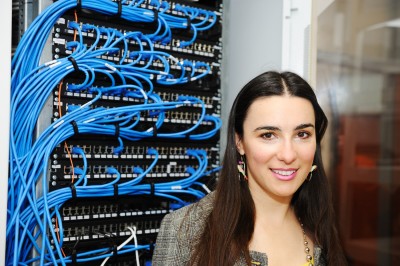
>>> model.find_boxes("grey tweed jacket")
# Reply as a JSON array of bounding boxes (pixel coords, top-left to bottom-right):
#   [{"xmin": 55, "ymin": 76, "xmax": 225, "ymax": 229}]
[{"xmin": 152, "ymin": 192, "xmax": 325, "ymax": 265}]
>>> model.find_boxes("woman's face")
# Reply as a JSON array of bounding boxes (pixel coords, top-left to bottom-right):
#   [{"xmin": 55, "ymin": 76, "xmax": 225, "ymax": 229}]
[{"xmin": 236, "ymin": 95, "xmax": 316, "ymax": 202}]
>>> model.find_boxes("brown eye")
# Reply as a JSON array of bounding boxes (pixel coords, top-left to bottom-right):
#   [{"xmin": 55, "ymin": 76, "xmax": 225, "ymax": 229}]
[
  {"xmin": 298, "ymin": 131, "xmax": 311, "ymax": 139},
  {"xmin": 262, "ymin": 132, "xmax": 275, "ymax": 140}
]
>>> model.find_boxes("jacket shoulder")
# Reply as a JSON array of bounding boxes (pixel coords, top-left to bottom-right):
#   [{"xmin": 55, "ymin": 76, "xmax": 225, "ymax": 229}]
[
  {"xmin": 166, "ymin": 191, "xmax": 214, "ymax": 224},
  {"xmin": 152, "ymin": 192, "xmax": 215, "ymax": 265}
]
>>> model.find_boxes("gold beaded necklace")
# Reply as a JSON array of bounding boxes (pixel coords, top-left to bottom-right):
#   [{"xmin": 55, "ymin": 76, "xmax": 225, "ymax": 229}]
[{"xmin": 300, "ymin": 220, "xmax": 313, "ymax": 266}]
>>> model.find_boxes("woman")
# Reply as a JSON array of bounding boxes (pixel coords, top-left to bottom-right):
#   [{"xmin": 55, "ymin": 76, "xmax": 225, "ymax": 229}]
[{"xmin": 152, "ymin": 71, "xmax": 347, "ymax": 265}]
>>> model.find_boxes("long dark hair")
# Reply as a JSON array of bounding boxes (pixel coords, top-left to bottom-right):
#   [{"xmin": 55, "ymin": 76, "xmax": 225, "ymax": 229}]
[{"xmin": 190, "ymin": 71, "xmax": 347, "ymax": 265}]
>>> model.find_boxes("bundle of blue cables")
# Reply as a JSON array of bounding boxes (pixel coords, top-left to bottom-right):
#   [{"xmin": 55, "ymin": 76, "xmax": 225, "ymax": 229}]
[{"xmin": 8, "ymin": 0, "xmax": 221, "ymax": 265}]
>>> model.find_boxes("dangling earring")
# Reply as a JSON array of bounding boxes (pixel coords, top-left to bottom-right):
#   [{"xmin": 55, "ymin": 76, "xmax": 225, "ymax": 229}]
[
  {"xmin": 237, "ymin": 155, "xmax": 248, "ymax": 181},
  {"xmin": 307, "ymin": 165, "xmax": 318, "ymax": 181}
]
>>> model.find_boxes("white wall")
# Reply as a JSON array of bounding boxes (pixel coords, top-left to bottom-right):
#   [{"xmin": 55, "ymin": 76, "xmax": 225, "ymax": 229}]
[
  {"xmin": 221, "ymin": 0, "xmax": 284, "ymax": 150},
  {"xmin": 220, "ymin": 0, "xmax": 312, "ymax": 152}
]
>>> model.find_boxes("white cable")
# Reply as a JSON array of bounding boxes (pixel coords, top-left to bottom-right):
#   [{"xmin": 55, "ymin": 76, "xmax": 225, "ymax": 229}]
[
  {"xmin": 131, "ymin": 226, "xmax": 140, "ymax": 266},
  {"xmin": 100, "ymin": 227, "xmax": 138, "ymax": 266}
]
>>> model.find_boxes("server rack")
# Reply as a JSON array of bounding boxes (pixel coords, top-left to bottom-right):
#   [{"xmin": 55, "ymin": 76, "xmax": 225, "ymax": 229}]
[{"xmin": 8, "ymin": 0, "xmax": 222, "ymax": 265}]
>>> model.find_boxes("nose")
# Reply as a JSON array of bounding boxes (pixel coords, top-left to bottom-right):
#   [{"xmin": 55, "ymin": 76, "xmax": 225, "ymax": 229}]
[{"xmin": 276, "ymin": 140, "xmax": 297, "ymax": 164}]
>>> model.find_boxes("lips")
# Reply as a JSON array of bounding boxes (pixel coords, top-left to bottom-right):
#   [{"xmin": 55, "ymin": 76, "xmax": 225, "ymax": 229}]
[{"xmin": 271, "ymin": 168, "xmax": 298, "ymax": 181}]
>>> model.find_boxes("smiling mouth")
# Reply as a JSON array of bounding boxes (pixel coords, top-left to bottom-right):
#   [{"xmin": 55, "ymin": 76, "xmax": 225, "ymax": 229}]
[
  {"xmin": 270, "ymin": 169, "xmax": 298, "ymax": 181},
  {"xmin": 271, "ymin": 169, "xmax": 297, "ymax": 176}
]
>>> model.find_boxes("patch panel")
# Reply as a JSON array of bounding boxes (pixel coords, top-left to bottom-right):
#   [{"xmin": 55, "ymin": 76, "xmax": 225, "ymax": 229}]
[
  {"xmin": 52, "ymin": 160, "xmax": 214, "ymax": 186},
  {"xmin": 53, "ymin": 13, "xmax": 221, "ymax": 63},
  {"xmin": 56, "ymin": 195, "xmax": 180, "ymax": 260},
  {"xmin": 53, "ymin": 140, "xmax": 220, "ymax": 160}
]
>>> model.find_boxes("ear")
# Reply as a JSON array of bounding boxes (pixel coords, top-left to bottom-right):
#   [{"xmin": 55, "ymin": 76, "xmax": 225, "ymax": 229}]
[{"xmin": 235, "ymin": 133, "xmax": 245, "ymax": 155}]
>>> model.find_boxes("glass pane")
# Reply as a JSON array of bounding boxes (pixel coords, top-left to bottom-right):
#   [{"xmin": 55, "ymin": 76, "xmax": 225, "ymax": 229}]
[{"xmin": 316, "ymin": 1, "xmax": 400, "ymax": 265}]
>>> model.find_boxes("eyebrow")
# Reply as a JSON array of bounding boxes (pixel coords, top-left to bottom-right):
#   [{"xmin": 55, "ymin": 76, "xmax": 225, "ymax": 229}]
[
  {"xmin": 295, "ymin": 123, "xmax": 315, "ymax": 130},
  {"xmin": 254, "ymin": 123, "xmax": 315, "ymax": 132}
]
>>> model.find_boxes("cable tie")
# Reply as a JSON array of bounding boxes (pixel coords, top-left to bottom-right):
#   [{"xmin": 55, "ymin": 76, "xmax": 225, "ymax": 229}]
[
  {"xmin": 186, "ymin": 15, "xmax": 191, "ymax": 30},
  {"xmin": 70, "ymin": 184, "xmax": 77, "ymax": 199},
  {"xmin": 153, "ymin": 9, "xmax": 158, "ymax": 23},
  {"xmin": 68, "ymin": 57, "xmax": 79, "ymax": 72},
  {"xmin": 115, "ymin": 124, "xmax": 120, "ymax": 138},
  {"xmin": 71, "ymin": 249, "xmax": 77, "ymax": 264},
  {"xmin": 112, "ymin": 244, "xmax": 118, "ymax": 259},
  {"xmin": 150, "ymin": 182, "xmax": 155, "ymax": 197},
  {"xmin": 76, "ymin": 0, "xmax": 82, "ymax": 12},
  {"xmin": 114, "ymin": 183, "xmax": 119, "ymax": 198},
  {"xmin": 152, "ymin": 125, "xmax": 157, "ymax": 137},
  {"xmin": 114, "ymin": 0, "xmax": 122, "ymax": 18},
  {"xmin": 70, "ymin": 121, "xmax": 79, "ymax": 136}
]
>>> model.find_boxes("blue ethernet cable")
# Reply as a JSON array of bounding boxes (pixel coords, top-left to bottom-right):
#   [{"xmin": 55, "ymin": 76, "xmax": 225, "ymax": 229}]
[
  {"xmin": 10, "ymin": 126, "xmax": 218, "ymax": 264},
  {"xmin": 10, "ymin": 112, "xmax": 212, "ymax": 224},
  {"xmin": 12, "ymin": 147, "xmax": 211, "ymax": 264},
  {"xmin": 12, "ymin": 150, "xmax": 157, "ymax": 264},
  {"xmin": 11, "ymin": 45, "xmax": 211, "ymax": 152},
  {"xmin": 9, "ymin": 95, "xmax": 219, "ymax": 225},
  {"xmin": 13, "ymin": 0, "xmax": 219, "ymax": 84},
  {"xmin": 10, "ymin": 94, "xmax": 216, "ymax": 217},
  {"xmin": 12, "ymin": 17, "xmax": 212, "ymax": 149}
]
